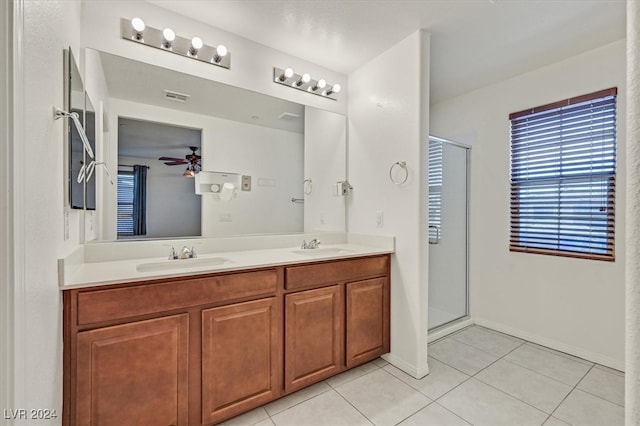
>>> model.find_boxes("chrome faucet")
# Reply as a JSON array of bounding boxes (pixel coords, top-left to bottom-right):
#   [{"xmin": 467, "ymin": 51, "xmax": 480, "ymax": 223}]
[
  {"xmin": 168, "ymin": 245, "xmax": 197, "ymax": 259},
  {"xmin": 178, "ymin": 246, "xmax": 197, "ymax": 259},
  {"xmin": 301, "ymin": 238, "xmax": 321, "ymax": 249},
  {"xmin": 168, "ymin": 246, "xmax": 178, "ymax": 260}
]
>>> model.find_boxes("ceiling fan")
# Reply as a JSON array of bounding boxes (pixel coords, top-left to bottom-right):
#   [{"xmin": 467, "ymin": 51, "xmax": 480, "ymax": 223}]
[{"xmin": 159, "ymin": 146, "xmax": 202, "ymax": 177}]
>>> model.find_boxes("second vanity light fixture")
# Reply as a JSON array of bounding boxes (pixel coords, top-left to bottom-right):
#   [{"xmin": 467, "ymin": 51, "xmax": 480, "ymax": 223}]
[
  {"xmin": 121, "ymin": 18, "xmax": 231, "ymax": 69},
  {"xmin": 273, "ymin": 67, "xmax": 341, "ymax": 100}
]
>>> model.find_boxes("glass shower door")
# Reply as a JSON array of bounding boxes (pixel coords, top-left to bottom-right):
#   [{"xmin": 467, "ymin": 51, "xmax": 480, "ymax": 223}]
[{"xmin": 428, "ymin": 136, "xmax": 469, "ymax": 330}]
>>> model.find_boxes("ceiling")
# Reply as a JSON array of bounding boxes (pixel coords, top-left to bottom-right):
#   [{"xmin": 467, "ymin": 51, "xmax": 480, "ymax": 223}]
[{"xmin": 148, "ymin": 0, "xmax": 626, "ymax": 103}]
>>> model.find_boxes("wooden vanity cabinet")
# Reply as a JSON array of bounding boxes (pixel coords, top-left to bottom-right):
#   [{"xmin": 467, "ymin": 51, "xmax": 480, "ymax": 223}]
[
  {"xmin": 283, "ymin": 255, "xmax": 390, "ymax": 391},
  {"xmin": 64, "ymin": 268, "xmax": 280, "ymax": 426},
  {"xmin": 346, "ymin": 277, "xmax": 390, "ymax": 368},
  {"xmin": 64, "ymin": 254, "xmax": 390, "ymax": 425},
  {"xmin": 75, "ymin": 314, "xmax": 189, "ymax": 426},
  {"xmin": 284, "ymin": 285, "xmax": 343, "ymax": 393},
  {"xmin": 201, "ymin": 297, "xmax": 279, "ymax": 424}
]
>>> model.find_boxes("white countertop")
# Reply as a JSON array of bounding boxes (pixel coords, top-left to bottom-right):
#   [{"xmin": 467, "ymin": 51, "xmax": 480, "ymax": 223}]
[{"xmin": 59, "ymin": 233, "xmax": 395, "ymax": 290}]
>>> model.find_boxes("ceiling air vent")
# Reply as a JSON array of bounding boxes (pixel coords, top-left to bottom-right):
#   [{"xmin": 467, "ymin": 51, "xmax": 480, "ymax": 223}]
[
  {"xmin": 278, "ymin": 112, "xmax": 300, "ymax": 121},
  {"xmin": 163, "ymin": 89, "xmax": 190, "ymax": 103}
]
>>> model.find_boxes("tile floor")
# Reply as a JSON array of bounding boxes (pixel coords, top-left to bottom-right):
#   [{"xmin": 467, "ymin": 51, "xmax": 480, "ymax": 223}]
[{"xmin": 220, "ymin": 325, "xmax": 625, "ymax": 426}]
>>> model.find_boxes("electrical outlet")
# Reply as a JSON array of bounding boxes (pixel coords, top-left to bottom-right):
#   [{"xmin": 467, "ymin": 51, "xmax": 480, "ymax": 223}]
[
  {"xmin": 320, "ymin": 212, "xmax": 326, "ymax": 225},
  {"xmin": 376, "ymin": 211, "xmax": 383, "ymax": 228}
]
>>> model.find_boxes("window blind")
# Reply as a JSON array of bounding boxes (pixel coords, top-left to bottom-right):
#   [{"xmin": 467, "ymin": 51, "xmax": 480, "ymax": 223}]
[
  {"xmin": 429, "ymin": 140, "xmax": 443, "ymax": 242},
  {"xmin": 509, "ymin": 88, "xmax": 617, "ymax": 261},
  {"xmin": 117, "ymin": 171, "xmax": 134, "ymax": 236}
]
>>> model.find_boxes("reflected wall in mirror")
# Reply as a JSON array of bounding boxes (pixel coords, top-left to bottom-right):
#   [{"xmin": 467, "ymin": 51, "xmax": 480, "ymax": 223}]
[
  {"xmin": 117, "ymin": 118, "xmax": 202, "ymax": 239},
  {"xmin": 83, "ymin": 48, "xmax": 346, "ymax": 242}
]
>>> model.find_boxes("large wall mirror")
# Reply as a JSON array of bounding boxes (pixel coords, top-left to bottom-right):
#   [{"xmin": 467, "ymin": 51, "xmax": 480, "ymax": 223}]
[{"xmin": 84, "ymin": 48, "xmax": 346, "ymax": 242}]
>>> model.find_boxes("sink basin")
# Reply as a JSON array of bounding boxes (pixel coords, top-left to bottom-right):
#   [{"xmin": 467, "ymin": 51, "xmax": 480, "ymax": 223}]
[
  {"xmin": 291, "ymin": 248, "xmax": 353, "ymax": 256},
  {"xmin": 136, "ymin": 257, "xmax": 229, "ymax": 273}
]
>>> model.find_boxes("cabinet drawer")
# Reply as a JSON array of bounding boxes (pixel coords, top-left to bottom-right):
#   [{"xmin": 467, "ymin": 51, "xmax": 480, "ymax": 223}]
[
  {"xmin": 76, "ymin": 269, "xmax": 277, "ymax": 326},
  {"xmin": 285, "ymin": 255, "xmax": 389, "ymax": 290}
]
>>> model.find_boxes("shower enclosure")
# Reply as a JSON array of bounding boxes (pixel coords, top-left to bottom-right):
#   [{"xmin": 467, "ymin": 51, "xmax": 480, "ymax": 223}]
[{"xmin": 428, "ymin": 136, "xmax": 470, "ymax": 331}]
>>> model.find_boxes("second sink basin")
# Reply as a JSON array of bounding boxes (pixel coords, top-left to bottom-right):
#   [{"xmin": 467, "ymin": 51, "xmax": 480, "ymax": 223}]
[
  {"xmin": 291, "ymin": 247, "xmax": 353, "ymax": 256},
  {"xmin": 136, "ymin": 257, "xmax": 230, "ymax": 273}
]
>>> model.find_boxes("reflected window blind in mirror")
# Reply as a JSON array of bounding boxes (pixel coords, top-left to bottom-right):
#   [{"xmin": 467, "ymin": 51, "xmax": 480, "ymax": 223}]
[
  {"xmin": 509, "ymin": 88, "xmax": 617, "ymax": 261},
  {"xmin": 117, "ymin": 171, "xmax": 135, "ymax": 236}
]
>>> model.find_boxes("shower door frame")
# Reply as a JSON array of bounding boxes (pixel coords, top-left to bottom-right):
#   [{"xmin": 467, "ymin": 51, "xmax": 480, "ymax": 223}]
[{"xmin": 427, "ymin": 135, "xmax": 471, "ymax": 333}]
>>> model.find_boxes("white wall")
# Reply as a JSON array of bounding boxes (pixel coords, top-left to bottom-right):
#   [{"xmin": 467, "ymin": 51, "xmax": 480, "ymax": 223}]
[
  {"xmin": 117, "ymin": 156, "xmax": 201, "ymax": 239},
  {"xmin": 348, "ymin": 30, "xmax": 431, "ymax": 377},
  {"xmin": 81, "ymin": 1, "xmax": 347, "ymax": 116},
  {"xmin": 8, "ymin": 0, "xmax": 84, "ymax": 421},
  {"xmin": 431, "ymin": 39, "xmax": 626, "ymax": 369},
  {"xmin": 1, "ymin": 0, "xmax": 12, "ymax": 415},
  {"xmin": 304, "ymin": 106, "xmax": 347, "ymax": 233},
  {"xmin": 108, "ymin": 99, "xmax": 303, "ymax": 238}
]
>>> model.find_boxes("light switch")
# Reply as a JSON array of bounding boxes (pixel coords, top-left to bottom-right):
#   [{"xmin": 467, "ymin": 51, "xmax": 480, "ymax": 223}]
[{"xmin": 376, "ymin": 211, "xmax": 383, "ymax": 228}]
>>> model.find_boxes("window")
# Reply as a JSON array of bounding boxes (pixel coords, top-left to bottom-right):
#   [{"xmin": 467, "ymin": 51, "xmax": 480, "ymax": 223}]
[
  {"xmin": 428, "ymin": 139, "xmax": 443, "ymax": 243},
  {"xmin": 117, "ymin": 165, "xmax": 148, "ymax": 237},
  {"xmin": 117, "ymin": 171, "xmax": 135, "ymax": 236},
  {"xmin": 509, "ymin": 88, "xmax": 617, "ymax": 261}
]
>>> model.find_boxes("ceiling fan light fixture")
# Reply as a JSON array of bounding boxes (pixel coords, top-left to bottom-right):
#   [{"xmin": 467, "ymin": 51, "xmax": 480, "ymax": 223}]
[{"xmin": 183, "ymin": 164, "xmax": 196, "ymax": 178}]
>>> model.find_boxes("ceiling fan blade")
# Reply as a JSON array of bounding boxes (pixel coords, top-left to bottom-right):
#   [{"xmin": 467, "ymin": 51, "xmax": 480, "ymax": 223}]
[{"xmin": 163, "ymin": 161, "xmax": 187, "ymax": 166}]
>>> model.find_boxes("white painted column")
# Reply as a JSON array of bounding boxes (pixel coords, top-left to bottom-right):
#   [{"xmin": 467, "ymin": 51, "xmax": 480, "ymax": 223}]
[{"xmin": 627, "ymin": 1, "xmax": 640, "ymax": 424}]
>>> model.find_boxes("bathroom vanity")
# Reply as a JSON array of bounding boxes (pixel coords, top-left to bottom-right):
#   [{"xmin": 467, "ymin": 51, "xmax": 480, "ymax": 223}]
[{"xmin": 62, "ymin": 247, "xmax": 390, "ymax": 425}]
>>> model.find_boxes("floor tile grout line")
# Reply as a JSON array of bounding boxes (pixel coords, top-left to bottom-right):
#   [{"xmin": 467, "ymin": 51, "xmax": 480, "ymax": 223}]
[
  {"xmin": 570, "ymin": 364, "xmax": 626, "ymax": 408},
  {"xmin": 265, "ymin": 385, "xmax": 335, "ymax": 418},
  {"xmin": 493, "ymin": 355, "xmax": 583, "ymax": 389},
  {"xmin": 547, "ymin": 363, "xmax": 596, "ymax": 421},
  {"xmin": 330, "ymin": 373, "xmax": 383, "ymax": 426},
  {"xmin": 430, "ymin": 400, "xmax": 474, "ymax": 426},
  {"xmin": 521, "ymin": 341, "xmax": 595, "ymax": 366}
]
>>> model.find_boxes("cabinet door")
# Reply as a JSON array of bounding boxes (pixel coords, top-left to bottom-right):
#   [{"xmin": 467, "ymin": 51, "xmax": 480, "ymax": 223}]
[
  {"xmin": 201, "ymin": 297, "xmax": 279, "ymax": 425},
  {"xmin": 346, "ymin": 278, "xmax": 390, "ymax": 368},
  {"xmin": 76, "ymin": 314, "xmax": 189, "ymax": 426},
  {"xmin": 285, "ymin": 285, "xmax": 343, "ymax": 393}
]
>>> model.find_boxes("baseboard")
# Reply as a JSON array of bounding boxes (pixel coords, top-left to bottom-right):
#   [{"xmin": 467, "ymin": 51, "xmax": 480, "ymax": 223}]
[
  {"xmin": 428, "ymin": 317, "xmax": 475, "ymax": 343},
  {"xmin": 474, "ymin": 317, "xmax": 624, "ymax": 371},
  {"xmin": 382, "ymin": 352, "xmax": 430, "ymax": 379}
]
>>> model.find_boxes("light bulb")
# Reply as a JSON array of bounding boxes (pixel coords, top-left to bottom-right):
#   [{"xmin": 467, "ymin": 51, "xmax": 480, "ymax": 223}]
[
  {"xmin": 131, "ymin": 18, "xmax": 145, "ymax": 32},
  {"xmin": 162, "ymin": 28, "xmax": 175, "ymax": 48},
  {"xmin": 216, "ymin": 45, "xmax": 227, "ymax": 58},
  {"xmin": 295, "ymin": 73, "xmax": 311, "ymax": 87},
  {"xmin": 326, "ymin": 83, "xmax": 341, "ymax": 96},
  {"xmin": 131, "ymin": 18, "xmax": 145, "ymax": 40},
  {"xmin": 213, "ymin": 44, "xmax": 228, "ymax": 63},
  {"xmin": 163, "ymin": 28, "xmax": 175, "ymax": 41},
  {"xmin": 311, "ymin": 78, "xmax": 327, "ymax": 91},
  {"xmin": 189, "ymin": 37, "xmax": 203, "ymax": 56},
  {"xmin": 278, "ymin": 67, "xmax": 294, "ymax": 82}
]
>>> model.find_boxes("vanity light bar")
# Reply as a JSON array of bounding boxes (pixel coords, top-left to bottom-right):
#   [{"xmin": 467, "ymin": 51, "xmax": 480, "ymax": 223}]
[
  {"xmin": 120, "ymin": 18, "xmax": 231, "ymax": 69},
  {"xmin": 273, "ymin": 67, "xmax": 341, "ymax": 101}
]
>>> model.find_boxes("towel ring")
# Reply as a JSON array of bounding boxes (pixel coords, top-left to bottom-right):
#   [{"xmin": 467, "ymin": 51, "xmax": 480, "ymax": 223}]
[
  {"xmin": 389, "ymin": 161, "xmax": 408, "ymax": 185},
  {"xmin": 303, "ymin": 178, "xmax": 313, "ymax": 195}
]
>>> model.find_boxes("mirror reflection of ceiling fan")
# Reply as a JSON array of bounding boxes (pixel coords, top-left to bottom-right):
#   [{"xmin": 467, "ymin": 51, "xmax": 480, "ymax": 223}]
[{"xmin": 159, "ymin": 146, "xmax": 202, "ymax": 178}]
